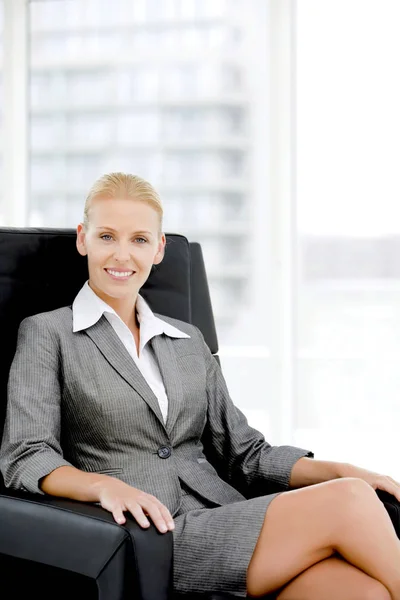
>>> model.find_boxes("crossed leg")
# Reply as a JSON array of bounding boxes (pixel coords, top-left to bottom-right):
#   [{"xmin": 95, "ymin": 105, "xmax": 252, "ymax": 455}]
[{"xmin": 247, "ymin": 478, "xmax": 400, "ymax": 599}]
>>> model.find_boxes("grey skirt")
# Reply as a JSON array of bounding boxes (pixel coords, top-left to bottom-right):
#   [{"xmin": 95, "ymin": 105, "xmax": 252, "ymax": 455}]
[{"xmin": 172, "ymin": 484, "xmax": 282, "ymax": 597}]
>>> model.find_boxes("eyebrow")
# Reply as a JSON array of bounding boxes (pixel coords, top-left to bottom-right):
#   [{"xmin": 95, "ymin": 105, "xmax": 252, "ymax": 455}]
[{"xmin": 96, "ymin": 227, "xmax": 153, "ymax": 236}]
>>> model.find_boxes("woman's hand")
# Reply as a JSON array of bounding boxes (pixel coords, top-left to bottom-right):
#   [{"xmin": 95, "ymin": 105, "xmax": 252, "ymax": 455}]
[
  {"xmin": 93, "ymin": 476, "xmax": 175, "ymax": 532},
  {"xmin": 340, "ymin": 463, "xmax": 400, "ymax": 502}
]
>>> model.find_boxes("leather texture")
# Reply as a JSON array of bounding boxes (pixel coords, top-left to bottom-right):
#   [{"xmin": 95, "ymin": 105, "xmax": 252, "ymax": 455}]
[
  {"xmin": 0, "ymin": 488, "xmax": 173, "ymax": 600},
  {"xmin": 0, "ymin": 491, "xmax": 127, "ymax": 578},
  {"xmin": 376, "ymin": 489, "xmax": 400, "ymax": 538},
  {"xmin": 189, "ymin": 242, "xmax": 218, "ymax": 354}
]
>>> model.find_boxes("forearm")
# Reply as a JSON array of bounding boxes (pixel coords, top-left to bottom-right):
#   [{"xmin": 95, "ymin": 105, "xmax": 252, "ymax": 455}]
[
  {"xmin": 40, "ymin": 465, "xmax": 110, "ymax": 502},
  {"xmin": 289, "ymin": 457, "xmax": 350, "ymax": 488}
]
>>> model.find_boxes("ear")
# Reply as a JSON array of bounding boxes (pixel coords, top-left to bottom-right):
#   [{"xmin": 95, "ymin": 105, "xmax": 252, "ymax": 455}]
[
  {"xmin": 153, "ymin": 233, "xmax": 166, "ymax": 266},
  {"xmin": 76, "ymin": 223, "xmax": 87, "ymax": 257}
]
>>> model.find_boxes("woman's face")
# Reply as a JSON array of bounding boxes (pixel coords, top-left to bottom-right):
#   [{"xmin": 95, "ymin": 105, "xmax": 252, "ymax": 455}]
[{"xmin": 76, "ymin": 196, "xmax": 165, "ymax": 305}]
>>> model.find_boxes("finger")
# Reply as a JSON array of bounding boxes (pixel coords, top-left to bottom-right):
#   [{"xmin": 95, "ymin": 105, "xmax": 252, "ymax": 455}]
[
  {"xmin": 151, "ymin": 496, "xmax": 174, "ymax": 522},
  {"xmin": 136, "ymin": 494, "xmax": 171, "ymax": 532},
  {"xmin": 126, "ymin": 503, "xmax": 151, "ymax": 529},
  {"xmin": 112, "ymin": 506, "xmax": 126, "ymax": 525},
  {"xmin": 388, "ymin": 477, "xmax": 400, "ymax": 487},
  {"xmin": 153, "ymin": 498, "xmax": 173, "ymax": 521},
  {"xmin": 142, "ymin": 503, "xmax": 169, "ymax": 533},
  {"xmin": 158, "ymin": 504, "xmax": 175, "ymax": 530},
  {"xmin": 152, "ymin": 496, "xmax": 175, "ymax": 531}
]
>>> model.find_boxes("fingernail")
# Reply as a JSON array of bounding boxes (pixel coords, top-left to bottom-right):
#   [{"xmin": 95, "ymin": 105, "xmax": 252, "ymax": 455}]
[
  {"xmin": 168, "ymin": 521, "xmax": 175, "ymax": 529},
  {"xmin": 160, "ymin": 524, "xmax": 167, "ymax": 533}
]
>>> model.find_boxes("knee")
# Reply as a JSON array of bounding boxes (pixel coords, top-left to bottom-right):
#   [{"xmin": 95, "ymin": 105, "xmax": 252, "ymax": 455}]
[
  {"xmin": 322, "ymin": 478, "xmax": 377, "ymax": 527},
  {"xmin": 329, "ymin": 477, "xmax": 375, "ymax": 505}
]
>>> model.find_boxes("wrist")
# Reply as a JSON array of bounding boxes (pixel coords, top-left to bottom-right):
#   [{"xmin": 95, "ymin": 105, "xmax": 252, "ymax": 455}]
[
  {"xmin": 335, "ymin": 462, "xmax": 355, "ymax": 478},
  {"xmin": 88, "ymin": 474, "xmax": 112, "ymax": 501}
]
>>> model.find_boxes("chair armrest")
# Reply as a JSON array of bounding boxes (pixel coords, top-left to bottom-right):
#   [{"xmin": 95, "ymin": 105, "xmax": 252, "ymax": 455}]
[{"xmin": 0, "ymin": 490, "xmax": 173, "ymax": 600}]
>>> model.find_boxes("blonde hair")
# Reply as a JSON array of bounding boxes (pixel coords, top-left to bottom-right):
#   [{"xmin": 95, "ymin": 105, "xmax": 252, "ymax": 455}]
[{"xmin": 84, "ymin": 172, "xmax": 163, "ymax": 231}]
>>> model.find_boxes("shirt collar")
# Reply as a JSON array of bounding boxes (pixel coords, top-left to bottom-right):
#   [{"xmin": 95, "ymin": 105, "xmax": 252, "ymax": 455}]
[{"xmin": 72, "ymin": 281, "xmax": 190, "ymax": 342}]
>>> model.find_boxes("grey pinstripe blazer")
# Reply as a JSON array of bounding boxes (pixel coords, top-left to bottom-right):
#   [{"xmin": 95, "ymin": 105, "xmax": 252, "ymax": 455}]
[{"xmin": 0, "ymin": 307, "xmax": 312, "ymax": 515}]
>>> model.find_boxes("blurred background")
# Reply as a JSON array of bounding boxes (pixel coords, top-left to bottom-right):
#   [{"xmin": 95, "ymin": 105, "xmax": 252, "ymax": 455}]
[{"xmin": 1, "ymin": 0, "xmax": 400, "ymax": 477}]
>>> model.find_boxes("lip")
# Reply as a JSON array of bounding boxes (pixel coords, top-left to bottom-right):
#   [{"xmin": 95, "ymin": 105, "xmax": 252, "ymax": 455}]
[{"xmin": 104, "ymin": 268, "xmax": 136, "ymax": 282}]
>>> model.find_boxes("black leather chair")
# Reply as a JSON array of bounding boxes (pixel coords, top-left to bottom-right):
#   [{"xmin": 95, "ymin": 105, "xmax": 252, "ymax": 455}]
[{"xmin": 0, "ymin": 227, "xmax": 273, "ymax": 600}]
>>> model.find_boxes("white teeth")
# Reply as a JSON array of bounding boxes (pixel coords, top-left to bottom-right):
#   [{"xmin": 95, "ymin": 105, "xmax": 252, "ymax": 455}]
[{"xmin": 107, "ymin": 269, "xmax": 133, "ymax": 278}]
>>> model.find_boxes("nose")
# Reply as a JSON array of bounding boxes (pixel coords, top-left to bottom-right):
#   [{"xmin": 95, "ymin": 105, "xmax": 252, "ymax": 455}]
[{"xmin": 113, "ymin": 242, "xmax": 131, "ymax": 263}]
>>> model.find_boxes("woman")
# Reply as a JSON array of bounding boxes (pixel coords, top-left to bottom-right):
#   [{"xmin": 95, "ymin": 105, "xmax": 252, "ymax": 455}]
[{"xmin": 1, "ymin": 172, "xmax": 400, "ymax": 599}]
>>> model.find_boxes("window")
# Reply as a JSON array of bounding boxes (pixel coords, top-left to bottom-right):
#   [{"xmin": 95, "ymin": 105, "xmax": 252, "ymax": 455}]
[
  {"xmin": 0, "ymin": 0, "xmax": 390, "ymax": 459},
  {"xmin": 28, "ymin": 0, "xmax": 272, "ymax": 435},
  {"xmin": 296, "ymin": 0, "xmax": 400, "ymax": 476}
]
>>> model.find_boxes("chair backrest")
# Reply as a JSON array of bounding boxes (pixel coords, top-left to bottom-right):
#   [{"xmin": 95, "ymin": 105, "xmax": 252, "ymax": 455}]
[{"xmin": 0, "ymin": 227, "xmax": 218, "ymax": 441}]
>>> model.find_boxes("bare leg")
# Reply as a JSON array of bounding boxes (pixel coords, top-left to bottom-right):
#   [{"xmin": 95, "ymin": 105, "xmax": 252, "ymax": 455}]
[
  {"xmin": 277, "ymin": 555, "xmax": 391, "ymax": 600},
  {"xmin": 247, "ymin": 477, "xmax": 400, "ymax": 598}
]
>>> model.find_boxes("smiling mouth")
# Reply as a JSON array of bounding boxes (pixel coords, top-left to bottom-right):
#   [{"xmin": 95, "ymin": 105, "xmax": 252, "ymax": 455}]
[{"xmin": 105, "ymin": 269, "xmax": 135, "ymax": 279}]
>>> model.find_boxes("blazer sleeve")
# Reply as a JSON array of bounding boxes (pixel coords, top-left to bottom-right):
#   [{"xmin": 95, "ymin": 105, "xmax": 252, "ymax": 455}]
[
  {"xmin": 198, "ymin": 329, "xmax": 314, "ymax": 497},
  {"xmin": 0, "ymin": 315, "xmax": 73, "ymax": 494}
]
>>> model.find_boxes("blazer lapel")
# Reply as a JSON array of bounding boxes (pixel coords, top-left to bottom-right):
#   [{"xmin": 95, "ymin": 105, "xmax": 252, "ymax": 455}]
[
  {"xmin": 151, "ymin": 334, "xmax": 184, "ymax": 434},
  {"xmin": 84, "ymin": 316, "xmax": 165, "ymax": 427}
]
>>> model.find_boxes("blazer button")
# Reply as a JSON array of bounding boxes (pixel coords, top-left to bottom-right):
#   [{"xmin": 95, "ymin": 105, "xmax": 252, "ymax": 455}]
[{"xmin": 158, "ymin": 446, "xmax": 171, "ymax": 459}]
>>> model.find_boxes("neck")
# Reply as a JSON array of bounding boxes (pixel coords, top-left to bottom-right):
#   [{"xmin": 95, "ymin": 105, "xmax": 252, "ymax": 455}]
[
  {"xmin": 88, "ymin": 282, "xmax": 139, "ymax": 330},
  {"xmin": 115, "ymin": 304, "xmax": 140, "ymax": 331}
]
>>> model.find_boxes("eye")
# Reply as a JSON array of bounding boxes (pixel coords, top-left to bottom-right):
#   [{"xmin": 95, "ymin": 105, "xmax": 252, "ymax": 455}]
[
  {"xmin": 135, "ymin": 237, "xmax": 147, "ymax": 244},
  {"xmin": 100, "ymin": 234, "xmax": 113, "ymax": 241}
]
